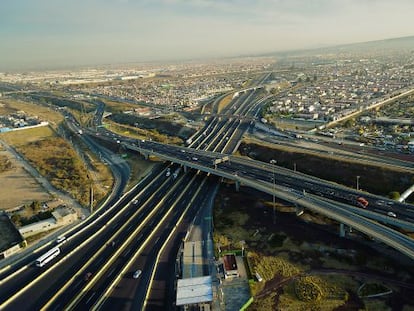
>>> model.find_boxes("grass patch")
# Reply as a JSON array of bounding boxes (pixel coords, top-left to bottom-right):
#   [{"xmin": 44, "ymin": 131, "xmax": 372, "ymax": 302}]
[
  {"xmin": 104, "ymin": 119, "xmax": 182, "ymax": 144},
  {"xmin": 268, "ymin": 233, "xmax": 287, "ymax": 248},
  {"xmin": 217, "ymin": 93, "xmax": 233, "ymax": 113},
  {"xmin": 16, "ymin": 136, "xmax": 92, "ymax": 207},
  {"xmin": 213, "ymin": 185, "xmax": 413, "ymax": 310},
  {"xmin": 320, "ymin": 256, "xmax": 359, "ymax": 270},
  {"xmin": 0, "ymin": 154, "xmax": 13, "ymax": 172},
  {"xmin": 125, "ymin": 154, "xmax": 157, "ymax": 189},
  {"xmin": 1, "ymin": 126, "xmax": 56, "ymax": 146},
  {"xmin": 248, "ymin": 252, "xmax": 301, "ymax": 280},
  {"xmin": 359, "ymin": 282, "xmax": 392, "ymax": 297},
  {"xmin": 363, "ymin": 299, "xmax": 392, "ymax": 311},
  {"xmin": 276, "ymin": 275, "xmax": 350, "ymax": 311},
  {"xmin": 0, "ymin": 98, "xmax": 64, "ymax": 126},
  {"xmin": 101, "ymin": 99, "xmax": 142, "ymax": 113},
  {"xmin": 239, "ymin": 139, "xmax": 413, "ymax": 196},
  {"xmin": 25, "ymin": 229, "xmax": 58, "ymax": 245}
]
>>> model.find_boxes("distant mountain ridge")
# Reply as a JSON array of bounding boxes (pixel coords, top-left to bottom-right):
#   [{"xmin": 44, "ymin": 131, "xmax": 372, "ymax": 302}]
[
  {"xmin": 326, "ymin": 35, "xmax": 414, "ymax": 51},
  {"xmin": 270, "ymin": 35, "xmax": 414, "ymax": 57}
]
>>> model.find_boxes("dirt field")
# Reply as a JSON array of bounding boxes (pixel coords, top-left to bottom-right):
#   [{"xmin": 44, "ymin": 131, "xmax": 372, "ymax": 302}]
[{"xmin": 0, "ymin": 146, "xmax": 51, "ymax": 211}]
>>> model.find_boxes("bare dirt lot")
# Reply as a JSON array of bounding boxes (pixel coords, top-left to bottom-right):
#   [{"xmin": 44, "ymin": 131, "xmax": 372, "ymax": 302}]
[{"xmin": 0, "ymin": 146, "xmax": 51, "ymax": 211}]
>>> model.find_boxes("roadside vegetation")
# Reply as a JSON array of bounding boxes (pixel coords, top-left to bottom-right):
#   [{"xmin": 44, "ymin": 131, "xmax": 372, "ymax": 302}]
[
  {"xmin": 18, "ymin": 136, "xmax": 91, "ymax": 206},
  {"xmin": 124, "ymin": 153, "xmax": 158, "ymax": 190},
  {"xmin": 103, "ymin": 118, "xmax": 184, "ymax": 144},
  {"xmin": 0, "ymin": 154, "xmax": 12, "ymax": 172},
  {"xmin": 213, "ymin": 186, "xmax": 414, "ymax": 310},
  {"xmin": 2, "ymin": 126, "xmax": 110, "ymax": 208},
  {"xmin": 101, "ymin": 99, "xmax": 143, "ymax": 113},
  {"xmin": 239, "ymin": 139, "xmax": 413, "ymax": 198},
  {"xmin": 10, "ymin": 202, "xmax": 53, "ymax": 228},
  {"xmin": 217, "ymin": 93, "xmax": 233, "ymax": 113},
  {"xmin": 0, "ymin": 97, "xmax": 64, "ymax": 126}
]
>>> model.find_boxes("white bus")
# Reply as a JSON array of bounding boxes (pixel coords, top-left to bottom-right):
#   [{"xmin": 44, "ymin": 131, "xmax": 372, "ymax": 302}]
[{"xmin": 35, "ymin": 247, "xmax": 60, "ymax": 267}]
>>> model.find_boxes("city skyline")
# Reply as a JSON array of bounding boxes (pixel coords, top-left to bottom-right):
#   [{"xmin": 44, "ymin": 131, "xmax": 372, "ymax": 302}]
[{"xmin": 1, "ymin": 0, "xmax": 414, "ymax": 71}]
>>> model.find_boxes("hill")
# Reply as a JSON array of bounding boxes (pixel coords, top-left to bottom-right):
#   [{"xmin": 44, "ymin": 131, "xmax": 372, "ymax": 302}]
[{"xmin": 270, "ymin": 35, "xmax": 414, "ymax": 58}]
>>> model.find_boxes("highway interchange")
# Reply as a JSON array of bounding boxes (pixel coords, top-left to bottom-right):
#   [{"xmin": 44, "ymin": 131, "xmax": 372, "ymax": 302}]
[{"xmin": 1, "ymin": 74, "xmax": 414, "ymax": 310}]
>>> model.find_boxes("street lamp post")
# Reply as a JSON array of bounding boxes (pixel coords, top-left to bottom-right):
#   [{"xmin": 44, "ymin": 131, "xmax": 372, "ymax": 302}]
[
  {"xmin": 240, "ymin": 240, "xmax": 246, "ymax": 257},
  {"xmin": 270, "ymin": 159, "xmax": 277, "ymax": 224},
  {"xmin": 356, "ymin": 175, "xmax": 360, "ymax": 191},
  {"xmin": 87, "ymin": 174, "xmax": 94, "ymax": 213}
]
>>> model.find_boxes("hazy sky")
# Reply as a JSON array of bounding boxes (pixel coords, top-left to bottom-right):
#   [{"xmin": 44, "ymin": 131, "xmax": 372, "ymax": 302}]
[{"xmin": 1, "ymin": 0, "xmax": 414, "ymax": 71}]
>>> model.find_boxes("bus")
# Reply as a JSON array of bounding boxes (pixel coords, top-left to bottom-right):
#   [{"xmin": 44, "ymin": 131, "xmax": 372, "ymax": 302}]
[{"xmin": 35, "ymin": 247, "xmax": 60, "ymax": 267}]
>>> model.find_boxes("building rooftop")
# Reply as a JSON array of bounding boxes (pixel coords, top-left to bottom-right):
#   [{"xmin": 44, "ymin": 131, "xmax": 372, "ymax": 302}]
[
  {"xmin": 223, "ymin": 253, "xmax": 237, "ymax": 271},
  {"xmin": 176, "ymin": 276, "xmax": 213, "ymax": 306},
  {"xmin": 182, "ymin": 240, "xmax": 204, "ymax": 278},
  {"xmin": 0, "ymin": 213, "xmax": 24, "ymax": 252}
]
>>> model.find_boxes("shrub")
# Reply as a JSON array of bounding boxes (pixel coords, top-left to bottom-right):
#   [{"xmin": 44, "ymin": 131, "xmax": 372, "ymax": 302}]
[
  {"xmin": 294, "ymin": 276, "xmax": 323, "ymax": 302},
  {"xmin": 250, "ymin": 254, "xmax": 300, "ymax": 280}
]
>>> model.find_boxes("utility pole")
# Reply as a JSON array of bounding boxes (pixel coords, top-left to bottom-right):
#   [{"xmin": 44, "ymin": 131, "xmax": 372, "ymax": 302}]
[
  {"xmin": 87, "ymin": 174, "xmax": 94, "ymax": 213},
  {"xmin": 270, "ymin": 159, "xmax": 277, "ymax": 224},
  {"xmin": 90, "ymin": 183, "xmax": 94, "ymax": 213},
  {"xmin": 356, "ymin": 175, "xmax": 360, "ymax": 191}
]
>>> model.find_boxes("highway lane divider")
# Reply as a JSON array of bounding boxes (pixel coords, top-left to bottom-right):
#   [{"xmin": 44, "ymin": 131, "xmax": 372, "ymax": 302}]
[
  {"xmin": 64, "ymin": 173, "xmax": 190, "ymax": 310},
  {"xmin": 41, "ymin": 172, "xmax": 175, "ymax": 310},
  {"xmin": 0, "ymin": 168, "xmax": 167, "ymax": 310},
  {"xmin": 143, "ymin": 178, "xmax": 207, "ymax": 309},
  {"xmin": 0, "ymin": 165, "xmax": 157, "ymax": 282},
  {"xmin": 91, "ymin": 174, "xmax": 200, "ymax": 310},
  {"xmin": 0, "ymin": 223, "xmax": 107, "ymax": 310}
]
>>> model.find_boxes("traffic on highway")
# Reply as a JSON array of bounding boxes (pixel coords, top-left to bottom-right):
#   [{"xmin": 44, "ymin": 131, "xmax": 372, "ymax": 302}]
[{"xmin": 1, "ymin": 72, "xmax": 413, "ymax": 310}]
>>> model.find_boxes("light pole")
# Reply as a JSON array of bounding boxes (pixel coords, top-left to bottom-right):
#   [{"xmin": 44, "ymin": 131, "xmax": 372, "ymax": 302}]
[
  {"xmin": 87, "ymin": 174, "xmax": 94, "ymax": 213},
  {"xmin": 240, "ymin": 240, "xmax": 246, "ymax": 257},
  {"xmin": 356, "ymin": 175, "xmax": 360, "ymax": 191},
  {"xmin": 270, "ymin": 159, "xmax": 277, "ymax": 224}
]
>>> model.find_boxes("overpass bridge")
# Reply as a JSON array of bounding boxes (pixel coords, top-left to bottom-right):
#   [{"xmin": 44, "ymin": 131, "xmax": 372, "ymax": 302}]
[
  {"xmin": 400, "ymin": 184, "xmax": 414, "ymax": 203},
  {"xmin": 121, "ymin": 140, "xmax": 414, "ymax": 260}
]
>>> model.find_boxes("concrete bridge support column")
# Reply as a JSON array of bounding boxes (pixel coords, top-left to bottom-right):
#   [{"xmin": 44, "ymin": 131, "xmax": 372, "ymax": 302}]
[
  {"xmin": 235, "ymin": 180, "xmax": 240, "ymax": 192},
  {"xmin": 183, "ymin": 165, "xmax": 188, "ymax": 173},
  {"xmin": 339, "ymin": 223, "xmax": 346, "ymax": 237}
]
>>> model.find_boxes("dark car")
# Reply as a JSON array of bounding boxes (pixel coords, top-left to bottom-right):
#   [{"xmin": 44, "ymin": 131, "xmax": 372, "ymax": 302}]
[{"xmin": 84, "ymin": 272, "xmax": 92, "ymax": 282}]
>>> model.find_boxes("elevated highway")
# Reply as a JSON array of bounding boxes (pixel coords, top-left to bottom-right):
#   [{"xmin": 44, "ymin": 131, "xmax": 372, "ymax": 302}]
[
  {"xmin": 3, "ymin": 76, "xmax": 412, "ymax": 311},
  {"xmin": 123, "ymin": 140, "xmax": 414, "ymax": 260}
]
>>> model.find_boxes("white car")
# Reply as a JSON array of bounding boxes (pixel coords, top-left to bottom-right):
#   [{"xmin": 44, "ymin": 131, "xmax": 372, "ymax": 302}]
[
  {"xmin": 387, "ymin": 211, "xmax": 397, "ymax": 218},
  {"xmin": 133, "ymin": 269, "xmax": 142, "ymax": 279},
  {"xmin": 56, "ymin": 236, "xmax": 67, "ymax": 244}
]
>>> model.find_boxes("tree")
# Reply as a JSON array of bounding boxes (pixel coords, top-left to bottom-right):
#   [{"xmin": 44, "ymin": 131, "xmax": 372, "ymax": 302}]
[
  {"xmin": 213, "ymin": 233, "xmax": 230, "ymax": 250},
  {"xmin": 344, "ymin": 118, "xmax": 355, "ymax": 128},
  {"xmin": 31, "ymin": 200, "xmax": 41, "ymax": 212},
  {"xmin": 10, "ymin": 214, "xmax": 22, "ymax": 227},
  {"xmin": 389, "ymin": 191, "xmax": 400, "ymax": 200}
]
